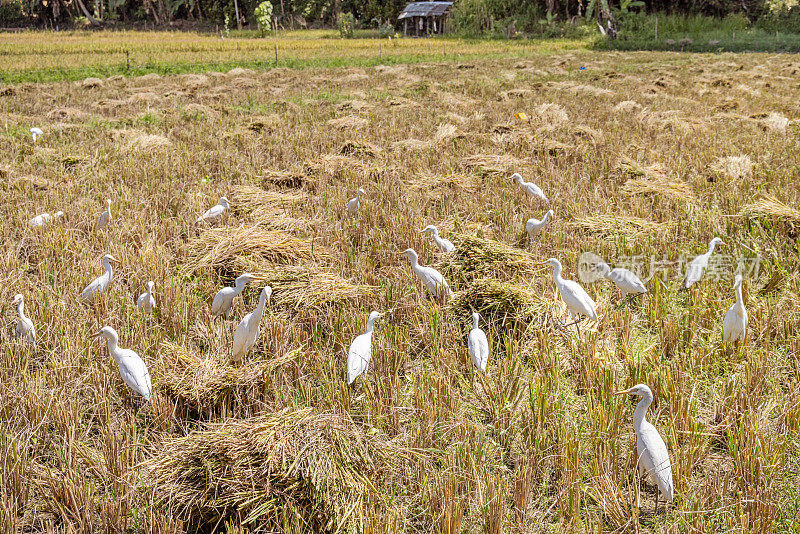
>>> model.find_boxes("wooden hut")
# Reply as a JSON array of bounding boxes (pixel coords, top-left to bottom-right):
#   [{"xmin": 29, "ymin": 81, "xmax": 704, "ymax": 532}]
[{"xmin": 397, "ymin": 2, "xmax": 453, "ymax": 36}]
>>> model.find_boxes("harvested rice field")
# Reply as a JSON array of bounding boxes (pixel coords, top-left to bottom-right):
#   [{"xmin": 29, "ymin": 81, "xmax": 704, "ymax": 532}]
[{"xmin": 1, "ymin": 40, "xmax": 800, "ymax": 532}]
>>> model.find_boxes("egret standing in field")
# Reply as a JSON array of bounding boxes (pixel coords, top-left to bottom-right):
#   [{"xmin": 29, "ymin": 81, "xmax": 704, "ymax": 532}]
[
  {"xmin": 722, "ymin": 274, "xmax": 748, "ymax": 344},
  {"xmin": 29, "ymin": 211, "xmax": 64, "ymax": 227},
  {"xmin": 80, "ymin": 254, "xmax": 120, "ymax": 302},
  {"xmin": 12, "ymin": 294, "xmax": 36, "ymax": 350},
  {"xmin": 511, "ymin": 172, "xmax": 548, "ymax": 203},
  {"xmin": 347, "ymin": 311, "xmax": 383, "ymax": 385},
  {"xmin": 616, "ymin": 384, "xmax": 674, "ymax": 511},
  {"xmin": 468, "ymin": 311, "xmax": 489, "ymax": 373},
  {"xmin": 232, "ymin": 286, "xmax": 272, "ymax": 361},
  {"xmin": 211, "ymin": 273, "xmax": 254, "ymax": 319},
  {"xmin": 197, "ymin": 196, "xmax": 229, "ymax": 224},
  {"xmin": 30, "ymin": 127, "xmax": 43, "ymax": 143},
  {"xmin": 91, "ymin": 326, "xmax": 152, "ymax": 401},
  {"xmin": 137, "ymin": 281, "xmax": 156, "ymax": 314},
  {"xmin": 400, "ymin": 248, "xmax": 454, "ymax": 300},
  {"xmin": 96, "ymin": 199, "xmax": 112, "ymax": 230},
  {"xmin": 421, "ymin": 225, "xmax": 455, "ymax": 253},
  {"xmin": 347, "ymin": 188, "xmax": 365, "ymax": 218},
  {"xmin": 544, "ymin": 258, "xmax": 598, "ymax": 335},
  {"xmin": 596, "ymin": 262, "xmax": 648, "ymax": 301},
  {"xmin": 684, "ymin": 237, "xmax": 725, "ymax": 289},
  {"xmin": 525, "ymin": 209, "xmax": 554, "ymax": 239}
]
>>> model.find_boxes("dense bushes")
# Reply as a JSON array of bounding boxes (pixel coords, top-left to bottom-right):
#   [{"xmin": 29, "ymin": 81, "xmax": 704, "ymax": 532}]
[{"xmin": 1, "ymin": 0, "xmax": 799, "ymax": 35}]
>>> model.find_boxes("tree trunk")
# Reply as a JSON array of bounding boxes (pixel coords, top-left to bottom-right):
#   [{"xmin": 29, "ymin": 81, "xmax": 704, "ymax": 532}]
[
  {"xmin": 599, "ymin": 0, "xmax": 618, "ymax": 39},
  {"xmin": 234, "ymin": 0, "xmax": 241, "ymax": 29},
  {"xmin": 75, "ymin": 0, "xmax": 102, "ymax": 25}
]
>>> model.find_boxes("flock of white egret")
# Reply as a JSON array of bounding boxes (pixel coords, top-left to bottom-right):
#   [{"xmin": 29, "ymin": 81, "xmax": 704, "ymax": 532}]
[{"xmin": 17, "ymin": 125, "xmax": 747, "ymax": 510}]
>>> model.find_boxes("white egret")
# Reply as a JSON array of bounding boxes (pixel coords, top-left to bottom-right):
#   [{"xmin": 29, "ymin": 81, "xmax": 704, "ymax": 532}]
[
  {"xmin": 232, "ymin": 286, "xmax": 272, "ymax": 361},
  {"xmin": 525, "ymin": 209, "xmax": 554, "ymax": 239},
  {"xmin": 347, "ymin": 311, "xmax": 383, "ymax": 385},
  {"xmin": 12, "ymin": 294, "xmax": 36, "ymax": 350},
  {"xmin": 421, "ymin": 225, "xmax": 455, "ymax": 253},
  {"xmin": 684, "ymin": 237, "xmax": 725, "ymax": 288},
  {"xmin": 29, "ymin": 211, "xmax": 64, "ymax": 227},
  {"xmin": 596, "ymin": 262, "xmax": 648, "ymax": 300},
  {"xmin": 511, "ymin": 172, "xmax": 548, "ymax": 203},
  {"xmin": 468, "ymin": 311, "xmax": 489, "ymax": 373},
  {"xmin": 137, "ymin": 281, "xmax": 156, "ymax": 314},
  {"xmin": 544, "ymin": 258, "xmax": 598, "ymax": 334},
  {"xmin": 616, "ymin": 384, "xmax": 674, "ymax": 510},
  {"xmin": 197, "ymin": 196, "xmax": 230, "ymax": 224},
  {"xmin": 722, "ymin": 274, "xmax": 748, "ymax": 343},
  {"xmin": 347, "ymin": 188, "xmax": 365, "ymax": 218},
  {"xmin": 91, "ymin": 326, "xmax": 152, "ymax": 401},
  {"xmin": 30, "ymin": 127, "xmax": 43, "ymax": 143},
  {"xmin": 211, "ymin": 273, "xmax": 254, "ymax": 318},
  {"xmin": 80, "ymin": 254, "xmax": 120, "ymax": 302},
  {"xmin": 400, "ymin": 248, "xmax": 454, "ymax": 300},
  {"xmin": 96, "ymin": 199, "xmax": 112, "ymax": 230}
]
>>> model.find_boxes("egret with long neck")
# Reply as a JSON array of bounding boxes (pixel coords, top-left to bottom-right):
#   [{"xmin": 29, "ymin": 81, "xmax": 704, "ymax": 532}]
[
  {"xmin": 137, "ymin": 281, "xmax": 156, "ymax": 314},
  {"xmin": 511, "ymin": 172, "xmax": 548, "ymax": 202},
  {"xmin": 544, "ymin": 258, "xmax": 597, "ymax": 336},
  {"xmin": 347, "ymin": 188, "xmax": 365, "ymax": 218},
  {"xmin": 80, "ymin": 254, "xmax": 120, "ymax": 302},
  {"xmin": 616, "ymin": 384, "xmax": 674, "ymax": 511},
  {"xmin": 96, "ymin": 199, "xmax": 112, "ymax": 230},
  {"xmin": 211, "ymin": 273, "xmax": 254, "ymax": 318},
  {"xmin": 401, "ymin": 248, "xmax": 454, "ymax": 300},
  {"xmin": 347, "ymin": 311, "xmax": 383, "ymax": 384},
  {"xmin": 525, "ymin": 209, "xmax": 554, "ymax": 239},
  {"xmin": 232, "ymin": 286, "xmax": 272, "ymax": 361},
  {"xmin": 685, "ymin": 237, "xmax": 725, "ymax": 288},
  {"xmin": 468, "ymin": 311, "xmax": 489, "ymax": 373},
  {"xmin": 722, "ymin": 274, "xmax": 748, "ymax": 343},
  {"xmin": 12, "ymin": 294, "xmax": 36, "ymax": 350},
  {"xmin": 596, "ymin": 261, "xmax": 647, "ymax": 301},
  {"xmin": 91, "ymin": 326, "xmax": 152, "ymax": 401},
  {"xmin": 421, "ymin": 225, "xmax": 455, "ymax": 253}
]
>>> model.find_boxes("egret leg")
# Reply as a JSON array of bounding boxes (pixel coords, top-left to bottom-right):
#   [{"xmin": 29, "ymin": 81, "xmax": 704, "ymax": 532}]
[
  {"xmin": 654, "ymin": 492, "xmax": 660, "ymax": 514},
  {"xmin": 614, "ymin": 293, "xmax": 635, "ymax": 311},
  {"xmin": 562, "ymin": 315, "xmax": 585, "ymax": 328}
]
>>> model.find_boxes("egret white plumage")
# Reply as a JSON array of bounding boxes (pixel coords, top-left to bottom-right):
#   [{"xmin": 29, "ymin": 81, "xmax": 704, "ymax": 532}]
[
  {"xmin": 96, "ymin": 199, "xmax": 112, "ymax": 230},
  {"xmin": 400, "ymin": 248, "xmax": 454, "ymax": 300},
  {"xmin": 30, "ymin": 127, "xmax": 43, "ymax": 143},
  {"xmin": 722, "ymin": 274, "xmax": 748, "ymax": 343},
  {"xmin": 80, "ymin": 254, "xmax": 120, "ymax": 302},
  {"xmin": 596, "ymin": 262, "xmax": 648, "ymax": 299},
  {"xmin": 347, "ymin": 311, "xmax": 383, "ymax": 384},
  {"xmin": 468, "ymin": 311, "xmax": 489, "ymax": 373},
  {"xmin": 232, "ymin": 286, "xmax": 272, "ymax": 361},
  {"xmin": 91, "ymin": 326, "xmax": 152, "ymax": 401},
  {"xmin": 197, "ymin": 196, "xmax": 229, "ymax": 224},
  {"xmin": 12, "ymin": 294, "xmax": 36, "ymax": 350},
  {"xmin": 684, "ymin": 237, "xmax": 725, "ymax": 288},
  {"xmin": 525, "ymin": 209, "xmax": 554, "ymax": 239},
  {"xmin": 544, "ymin": 258, "xmax": 598, "ymax": 333},
  {"xmin": 137, "ymin": 281, "xmax": 156, "ymax": 314},
  {"xmin": 211, "ymin": 273, "xmax": 254, "ymax": 318},
  {"xmin": 511, "ymin": 172, "xmax": 548, "ymax": 202},
  {"xmin": 421, "ymin": 225, "xmax": 455, "ymax": 253},
  {"xmin": 346, "ymin": 188, "xmax": 365, "ymax": 217},
  {"xmin": 616, "ymin": 384, "xmax": 674, "ymax": 510},
  {"xmin": 29, "ymin": 211, "xmax": 64, "ymax": 227}
]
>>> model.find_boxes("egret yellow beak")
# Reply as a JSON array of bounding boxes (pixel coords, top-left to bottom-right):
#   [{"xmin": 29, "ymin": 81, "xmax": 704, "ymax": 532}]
[
  {"xmin": 89, "ymin": 330, "xmax": 102, "ymax": 339},
  {"xmin": 614, "ymin": 388, "xmax": 634, "ymax": 396}
]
